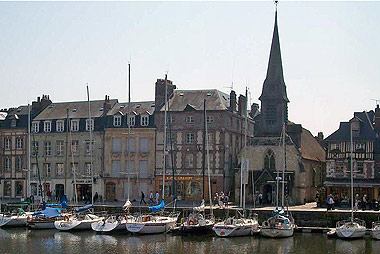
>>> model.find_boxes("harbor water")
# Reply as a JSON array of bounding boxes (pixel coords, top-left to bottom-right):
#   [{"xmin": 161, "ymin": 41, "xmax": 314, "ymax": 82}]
[{"xmin": 1, "ymin": 229, "xmax": 380, "ymax": 254}]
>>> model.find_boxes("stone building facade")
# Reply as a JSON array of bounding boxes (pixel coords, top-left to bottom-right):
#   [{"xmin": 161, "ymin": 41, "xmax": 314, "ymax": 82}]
[
  {"xmin": 154, "ymin": 79, "xmax": 254, "ymax": 202},
  {"xmin": 103, "ymin": 101, "xmax": 156, "ymax": 202}
]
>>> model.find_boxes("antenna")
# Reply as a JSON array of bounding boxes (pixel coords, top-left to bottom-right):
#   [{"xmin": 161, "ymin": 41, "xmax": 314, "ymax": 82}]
[
  {"xmin": 274, "ymin": 0, "xmax": 279, "ymax": 9},
  {"xmin": 371, "ymin": 99, "xmax": 380, "ymax": 107},
  {"xmin": 224, "ymin": 59, "xmax": 235, "ymax": 91}
]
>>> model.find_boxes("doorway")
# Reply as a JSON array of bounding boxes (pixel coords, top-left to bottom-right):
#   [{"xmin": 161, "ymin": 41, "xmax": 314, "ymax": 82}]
[{"xmin": 106, "ymin": 182, "xmax": 116, "ymax": 201}]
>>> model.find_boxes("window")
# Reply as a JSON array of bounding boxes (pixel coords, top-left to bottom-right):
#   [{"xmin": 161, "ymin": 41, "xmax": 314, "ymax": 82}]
[
  {"xmin": 357, "ymin": 161, "xmax": 364, "ymax": 174},
  {"xmin": 15, "ymin": 156, "xmax": 23, "ymax": 171},
  {"xmin": 4, "ymin": 138, "xmax": 11, "ymax": 150},
  {"xmin": 71, "ymin": 140, "xmax": 79, "ymax": 156},
  {"xmin": 186, "ymin": 133, "xmax": 194, "ymax": 144},
  {"xmin": 355, "ymin": 143, "xmax": 365, "ymax": 152},
  {"xmin": 15, "ymin": 181, "xmax": 23, "ymax": 197},
  {"xmin": 112, "ymin": 138, "xmax": 122, "ymax": 153},
  {"xmin": 3, "ymin": 181, "xmax": 11, "ymax": 196},
  {"xmin": 264, "ymin": 150, "xmax": 275, "ymax": 170},
  {"xmin": 186, "ymin": 116, "xmax": 194, "ymax": 123},
  {"xmin": 56, "ymin": 140, "xmax": 64, "ymax": 156},
  {"xmin": 56, "ymin": 163, "xmax": 64, "ymax": 177},
  {"xmin": 44, "ymin": 121, "xmax": 51, "ymax": 132},
  {"xmin": 185, "ymin": 154, "xmax": 194, "ymax": 168},
  {"xmin": 207, "ymin": 133, "xmax": 213, "ymax": 145},
  {"xmin": 56, "ymin": 120, "xmax": 64, "ymax": 132},
  {"xmin": 45, "ymin": 163, "xmax": 51, "ymax": 177},
  {"xmin": 168, "ymin": 116, "xmax": 174, "ymax": 123},
  {"xmin": 113, "ymin": 115, "xmax": 122, "ymax": 126},
  {"xmin": 139, "ymin": 160, "xmax": 148, "ymax": 178},
  {"xmin": 330, "ymin": 143, "xmax": 340, "ymax": 151},
  {"xmin": 111, "ymin": 160, "xmax": 121, "ymax": 177},
  {"xmin": 86, "ymin": 119, "xmax": 94, "ymax": 131},
  {"xmin": 85, "ymin": 140, "xmax": 94, "ymax": 155},
  {"xmin": 139, "ymin": 138, "xmax": 149, "ymax": 154},
  {"xmin": 126, "ymin": 160, "xmax": 134, "ymax": 174},
  {"xmin": 32, "ymin": 121, "xmax": 39, "ymax": 133},
  {"xmin": 126, "ymin": 138, "xmax": 136, "ymax": 153},
  {"xmin": 71, "ymin": 163, "xmax": 79, "ymax": 176},
  {"xmin": 4, "ymin": 157, "xmax": 11, "ymax": 171},
  {"xmin": 85, "ymin": 163, "xmax": 92, "ymax": 176},
  {"xmin": 32, "ymin": 163, "xmax": 37, "ymax": 177},
  {"xmin": 11, "ymin": 120, "xmax": 16, "ymax": 128},
  {"xmin": 206, "ymin": 116, "xmax": 214, "ymax": 124},
  {"xmin": 336, "ymin": 161, "xmax": 344, "ymax": 173},
  {"xmin": 31, "ymin": 183, "xmax": 37, "ymax": 196},
  {"xmin": 44, "ymin": 141, "xmax": 52, "ymax": 156},
  {"xmin": 128, "ymin": 115, "xmax": 135, "ymax": 126},
  {"xmin": 265, "ymin": 104, "xmax": 276, "ymax": 126},
  {"xmin": 32, "ymin": 141, "xmax": 39, "ymax": 156},
  {"xmin": 141, "ymin": 115, "xmax": 149, "ymax": 126},
  {"xmin": 71, "ymin": 120, "xmax": 79, "ymax": 132},
  {"xmin": 16, "ymin": 137, "xmax": 23, "ymax": 149}
]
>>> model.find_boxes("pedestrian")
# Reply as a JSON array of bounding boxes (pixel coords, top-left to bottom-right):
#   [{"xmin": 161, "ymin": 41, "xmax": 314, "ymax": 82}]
[
  {"xmin": 149, "ymin": 191, "xmax": 154, "ymax": 204},
  {"xmin": 327, "ymin": 195, "xmax": 334, "ymax": 211},
  {"xmin": 362, "ymin": 194, "xmax": 367, "ymax": 210},
  {"xmin": 140, "ymin": 191, "xmax": 147, "ymax": 205},
  {"xmin": 93, "ymin": 192, "xmax": 99, "ymax": 203},
  {"xmin": 224, "ymin": 194, "xmax": 229, "ymax": 207},
  {"xmin": 315, "ymin": 191, "xmax": 320, "ymax": 207},
  {"xmin": 155, "ymin": 191, "xmax": 159, "ymax": 204},
  {"xmin": 213, "ymin": 193, "xmax": 219, "ymax": 206},
  {"xmin": 219, "ymin": 191, "xmax": 224, "ymax": 208},
  {"xmin": 258, "ymin": 193, "xmax": 263, "ymax": 205}
]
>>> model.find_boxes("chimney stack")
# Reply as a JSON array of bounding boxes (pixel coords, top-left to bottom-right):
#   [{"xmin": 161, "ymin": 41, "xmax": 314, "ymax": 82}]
[
  {"xmin": 375, "ymin": 104, "xmax": 380, "ymax": 132},
  {"xmin": 238, "ymin": 94, "xmax": 247, "ymax": 116},
  {"xmin": 229, "ymin": 90, "xmax": 237, "ymax": 112},
  {"xmin": 103, "ymin": 95, "xmax": 111, "ymax": 115},
  {"xmin": 154, "ymin": 79, "xmax": 176, "ymax": 111},
  {"xmin": 32, "ymin": 94, "xmax": 52, "ymax": 115}
]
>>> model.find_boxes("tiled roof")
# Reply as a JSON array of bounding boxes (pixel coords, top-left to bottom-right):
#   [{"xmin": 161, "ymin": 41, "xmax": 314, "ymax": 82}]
[
  {"xmin": 163, "ymin": 89, "xmax": 230, "ymax": 112},
  {"xmin": 107, "ymin": 101, "xmax": 155, "ymax": 116},
  {"xmin": 300, "ymin": 128, "xmax": 326, "ymax": 162},
  {"xmin": 34, "ymin": 99, "xmax": 117, "ymax": 120}
]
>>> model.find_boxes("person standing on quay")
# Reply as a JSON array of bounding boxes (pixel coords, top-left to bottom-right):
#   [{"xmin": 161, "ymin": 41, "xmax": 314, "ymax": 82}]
[
  {"xmin": 140, "ymin": 191, "xmax": 147, "ymax": 205},
  {"xmin": 149, "ymin": 191, "xmax": 154, "ymax": 204},
  {"xmin": 155, "ymin": 191, "xmax": 159, "ymax": 204}
]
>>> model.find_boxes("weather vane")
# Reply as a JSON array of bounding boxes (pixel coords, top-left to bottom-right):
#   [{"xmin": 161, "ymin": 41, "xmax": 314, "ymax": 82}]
[{"xmin": 274, "ymin": 0, "xmax": 278, "ymax": 10}]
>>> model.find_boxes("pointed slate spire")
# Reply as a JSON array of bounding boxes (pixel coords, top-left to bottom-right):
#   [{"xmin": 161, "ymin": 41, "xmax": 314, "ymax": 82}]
[{"xmin": 259, "ymin": 9, "xmax": 289, "ymax": 102}]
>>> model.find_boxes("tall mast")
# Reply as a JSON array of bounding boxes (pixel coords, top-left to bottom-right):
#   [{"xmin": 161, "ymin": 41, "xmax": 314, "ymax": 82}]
[
  {"xmin": 65, "ymin": 108, "xmax": 69, "ymax": 196},
  {"xmin": 162, "ymin": 74, "xmax": 168, "ymax": 200},
  {"xmin": 205, "ymin": 106, "xmax": 213, "ymax": 216},
  {"xmin": 276, "ymin": 130, "xmax": 282, "ymax": 210},
  {"xmin": 281, "ymin": 122, "xmax": 285, "ymax": 208},
  {"xmin": 127, "ymin": 63, "xmax": 131, "ymax": 201},
  {"xmin": 350, "ymin": 123, "xmax": 354, "ymax": 221},
  {"xmin": 87, "ymin": 85, "xmax": 94, "ymax": 204},
  {"xmin": 27, "ymin": 104, "xmax": 31, "ymax": 198},
  {"xmin": 167, "ymin": 96, "xmax": 175, "ymax": 199},
  {"xmin": 202, "ymin": 99, "xmax": 206, "ymax": 201},
  {"xmin": 243, "ymin": 87, "xmax": 248, "ymax": 210}
]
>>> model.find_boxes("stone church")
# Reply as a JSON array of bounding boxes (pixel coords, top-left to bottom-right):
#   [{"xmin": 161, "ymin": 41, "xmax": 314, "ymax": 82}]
[{"xmin": 237, "ymin": 9, "xmax": 325, "ymax": 205}]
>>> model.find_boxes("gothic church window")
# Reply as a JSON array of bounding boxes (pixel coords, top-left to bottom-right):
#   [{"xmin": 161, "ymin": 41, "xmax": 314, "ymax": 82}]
[{"xmin": 264, "ymin": 149, "xmax": 275, "ymax": 170}]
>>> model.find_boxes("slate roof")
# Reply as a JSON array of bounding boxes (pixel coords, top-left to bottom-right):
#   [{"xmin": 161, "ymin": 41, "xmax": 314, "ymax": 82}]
[
  {"xmin": 34, "ymin": 99, "xmax": 118, "ymax": 120},
  {"xmin": 162, "ymin": 89, "xmax": 230, "ymax": 112},
  {"xmin": 325, "ymin": 111, "xmax": 377, "ymax": 142},
  {"xmin": 6, "ymin": 106, "xmax": 29, "ymax": 116},
  {"xmin": 107, "ymin": 101, "xmax": 155, "ymax": 116}
]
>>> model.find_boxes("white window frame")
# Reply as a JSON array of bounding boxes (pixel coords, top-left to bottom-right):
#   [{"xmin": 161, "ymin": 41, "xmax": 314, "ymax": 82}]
[
  {"xmin": 113, "ymin": 115, "xmax": 122, "ymax": 127},
  {"xmin": 85, "ymin": 140, "xmax": 94, "ymax": 156},
  {"xmin": 56, "ymin": 163, "xmax": 64, "ymax": 177},
  {"xmin": 140, "ymin": 115, "xmax": 149, "ymax": 126},
  {"xmin": 32, "ymin": 121, "xmax": 39, "ymax": 133},
  {"xmin": 4, "ymin": 138, "xmax": 11, "ymax": 150},
  {"xmin": 71, "ymin": 140, "xmax": 79, "ymax": 156},
  {"xmin": 86, "ymin": 119, "xmax": 94, "ymax": 131},
  {"xmin": 85, "ymin": 163, "xmax": 92, "ymax": 176},
  {"xmin": 44, "ymin": 141, "xmax": 52, "ymax": 156},
  {"xmin": 16, "ymin": 137, "xmax": 23, "ymax": 149},
  {"xmin": 128, "ymin": 115, "xmax": 135, "ymax": 126},
  {"xmin": 16, "ymin": 156, "xmax": 23, "ymax": 171},
  {"xmin": 44, "ymin": 121, "xmax": 52, "ymax": 133},
  {"xmin": 45, "ymin": 163, "xmax": 51, "ymax": 177},
  {"xmin": 186, "ymin": 116, "xmax": 194, "ymax": 123},
  {"xmin": 186, "ymin": 133, "xmax": 194, "ymax": 144},
  {"xmin": 71, "ymin": 120, "xmax": 79, "ymax": 132},
  {"xmin": 56, "ymin": 120, "xmax": 64, "ymax": 132},
  {"xmin": 4, "ymin": 157, "xmax": 11, "ymax": 171},
  {"xmin": 56, "ymin": 140, "xmax": 64, "ymax": 156}
]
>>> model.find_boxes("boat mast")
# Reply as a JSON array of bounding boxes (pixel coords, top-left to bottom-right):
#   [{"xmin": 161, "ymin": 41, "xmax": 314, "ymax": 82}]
[
  {"xmin": 281, "ymin": 122, "xmax": 286, "ymax": 209},
  {"xmin": 276, "ymin": 129, "xmax": 282, "ymax": 210},
  {"xmin": 70, "ymin": 127, "xmax": 78, "ymax": 205},
  {"xmin": 167, "ymin": 95, "xmax": 175, "ymax": 199},
  {"xmin": 127, "ymin": 63, "xmax": 131, "ymax": 201},
  {"xmin": 202, "ymin": 99, "xmax": 206, "ymax": 201},
  {"xmin": 205, "ymin": 105, "xmax": 213, "ymax": 216},
  {"xmin": 27, "ymin": 104, "xmax": 31, "ymax": 198},
  {"xmin": 86, "ymin": 85, "xmax": 94, "ymax": 204},
  {"xmin": 162, "ymin": 74, "xmax": 168, "ymax": 200},
  {"xmin": 350, "ymin": 122, "xmax": 354, "ymax": 222},
  {"xmin": 65, "ymin": 108, "xmax": 69, "ymax": 197},
  {"xmin": 243, "ymin": 87, "xmax": 248, "ymax": 211}
]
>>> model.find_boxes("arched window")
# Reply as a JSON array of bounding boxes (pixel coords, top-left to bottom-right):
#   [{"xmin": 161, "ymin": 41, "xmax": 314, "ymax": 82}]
[{"xmin": 264, "ymin": 149, "xmax": 276, "ymax": 170}]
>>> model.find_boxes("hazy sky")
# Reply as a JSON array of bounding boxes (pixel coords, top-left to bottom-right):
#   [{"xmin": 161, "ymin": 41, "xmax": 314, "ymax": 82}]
[{"xmin": 0, "ymin": 1, "xmax": 379, "ymax": 137}]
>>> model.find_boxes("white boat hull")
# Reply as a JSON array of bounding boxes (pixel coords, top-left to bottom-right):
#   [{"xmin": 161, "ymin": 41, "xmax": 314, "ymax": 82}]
[
  {"xmin": 260, "ymin": 227, "xmax": 294, "ymax": 238},
  {"xmin": 213, "ymin": 224, "xmax": 255, "ymax": 237},
  {"xmin": 126, "ymin": 217, "xmax": 177, "ymax": 234},
  {"xmin": 371, "ymin": 229, "xmax": 380, "ymax": 240},
  {"xmin": 28, "ymin": 221, "xmax": 56, "ymax": 229},
  {"xmin": 92, "ymin": 218, "xmax": 127, "ymax": 232},
  {"xmin": 0, "ymin": 216, "xmax": 28, "ymax": 227},
  {"xmin": 55, "ymin": 216, "xmax": 102, "ymax": 231},
  {"xmin": 336, "ymin": 226, "xmax": 366, "ymax": 239}
]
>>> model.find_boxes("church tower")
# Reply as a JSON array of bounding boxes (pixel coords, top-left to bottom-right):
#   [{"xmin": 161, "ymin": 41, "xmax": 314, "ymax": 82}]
[{"xmin": 258, "ymin": 8, "xmax": 289, "ymax": 135}]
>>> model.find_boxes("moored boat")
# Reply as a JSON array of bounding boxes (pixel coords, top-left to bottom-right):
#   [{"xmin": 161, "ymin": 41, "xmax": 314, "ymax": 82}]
[
  {"xmin": 260, "ymin": 210, "xmax": 295, "ymax": 238},
  {"xmin": 371, "ymin": 221, "xmax": 380, "ymax": 240},
  {"xmin": 54, "ymin": 204, "xmax": 102, "ymax": 231},
  {"xmin": 335, "ymin": 219, "xmax": 366, "ymax": 239},
  {"xmin": 213, "ymin": 215, "xmax": 259, "ymax": 237},
  {"xmin": 0, "ymin": 210, "xmax": 33, "ymax": 228},
  {"xmin": 27, "ymin": 207, "xmax": 63, "ymax": 229},
  {"xmin": 91, "ymin": 215, "xmax": 130, "ymax": 233}
]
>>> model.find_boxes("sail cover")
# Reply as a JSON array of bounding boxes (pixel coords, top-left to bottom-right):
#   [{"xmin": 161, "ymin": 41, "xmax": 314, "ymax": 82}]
[
  {"xmin": 33, "ymin": 207, "xmax": 62, "ymax": 218},
  {"xmin": 75, "ymin": 204, "xmax": 94, "ymax": 213},
  {"xmin": 149, "ymin": 200, "xmax": 165, "ymax": 212}
]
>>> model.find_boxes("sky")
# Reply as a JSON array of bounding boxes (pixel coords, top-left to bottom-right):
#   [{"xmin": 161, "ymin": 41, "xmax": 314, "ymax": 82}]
[{"xmin": 0, "ymin": 1, "xmax": 379, "ymax": 137}]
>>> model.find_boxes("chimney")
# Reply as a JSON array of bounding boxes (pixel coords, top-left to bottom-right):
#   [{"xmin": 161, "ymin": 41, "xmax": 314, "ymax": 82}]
[
  {"xmin": 238, "ymin": 94, "xmax": 246, "ymax": 116},
  {"xmin": 103, "ymin": 95, "xmax": 111, "ymax": 115},
  {"xmin": 229, "ymin": 90, "xmax": 236, "ymax": 112},
  {"xmin": 32, "ymin": 94, "xmax": 52, "ymax": 115},
  {"xmin": 375, "ymin": 105, "xmax": 380, "ymax": 132},
  {"xmin": 154, "ymin": 79, "xmax": 176, "ymax": 111},
  {"xmin": 249, "ymin": 103, "xmax": 259, "ymax": 118}
]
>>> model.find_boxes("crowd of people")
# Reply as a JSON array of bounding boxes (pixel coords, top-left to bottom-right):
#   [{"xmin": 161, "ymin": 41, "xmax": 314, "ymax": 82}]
[{"xmin": 324, "ymin": 193, "xmax": 379, "ymax": 211}]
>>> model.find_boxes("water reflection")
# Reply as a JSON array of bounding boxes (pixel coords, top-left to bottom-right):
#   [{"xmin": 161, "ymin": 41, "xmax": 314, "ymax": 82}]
[{"xmin": 335, "ymin": 239, "xmax": 366, "ymax": 254}]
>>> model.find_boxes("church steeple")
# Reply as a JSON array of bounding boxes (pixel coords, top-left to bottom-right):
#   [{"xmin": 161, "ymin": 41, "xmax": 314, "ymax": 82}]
[
  {"xmin": 257, "ymin": 6, "xmax": 289, "ymax": 136},
  {"xmin": 259, "ymin": 9, "xmax": 289, "ymax": 102}
]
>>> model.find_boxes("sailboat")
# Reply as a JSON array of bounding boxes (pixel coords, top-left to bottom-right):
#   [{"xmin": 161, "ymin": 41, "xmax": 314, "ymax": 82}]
[
  {"xmin": 0, "ymin": 208, "xmax": 33, "ymax": 228},
  {"xmin": 261, "ymin": 122, "xmax": 296, "ymax": 238},
  {"xmin": 125, "ymin": 73, "xmax": 179, "ymax": 234},
  {"xmin": 179, "ymin": 99, "xmax": 215, "ymax": 234},
  {"xmin": 371, "ymin": 221, "xmax": 380, "ymax": 240},
  {"xmin": 333, "ymin": 123, "xmax": 366, "ymax": 239},
  {"xmin": 213, "ymin": 89, "xmax": 259, "ymax": 237}
]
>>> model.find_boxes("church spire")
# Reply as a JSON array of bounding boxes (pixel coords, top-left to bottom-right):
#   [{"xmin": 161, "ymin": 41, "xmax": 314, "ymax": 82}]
[{"xmin": 259, "ymin": 7, "xmax": 289, "ymax": 103}]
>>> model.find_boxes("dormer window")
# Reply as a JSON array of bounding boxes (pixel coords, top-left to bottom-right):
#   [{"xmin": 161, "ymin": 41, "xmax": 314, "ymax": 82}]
[
  {"xmin": 71, "ymin": 120, "xmax": 79, "ymax": 132},
  {"xmin": 128, "ymin": 115, "xmax": 135, "ymax": 126},
  {"xmin": 141, "ymin": 115, "xmax": 149, "ymax": 126},
  {"xmin": 32, "ymin": 121, "xmax": 39, "ymax": 133},
  {"xmin": 113, "ymin": 115, "xmax": 122, "ymax": 127},
  {"xmin": 56, "ymin": 120, "xmax": 64, "ymax": 132},
  {"xmin": 44, "ymin": 121, "xmax": 51, "ymax": 132},
  {"xmin": 186, "ymin": 116, "xmax": 194, "ymax": 123},
  {"xmin": 86, "ymin": 119, "xmax": 94, "ymax": 131},
  {"xmin": 206, "ymin": 116, "xmax": 214, "ymax": 123},
  {"xmin": 11, "ymin": 119, "xmax": 16, "ymax": 128},
  {"xmin": 351, "ymin": 120, "xmax": 360, "ymax": 138}
]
